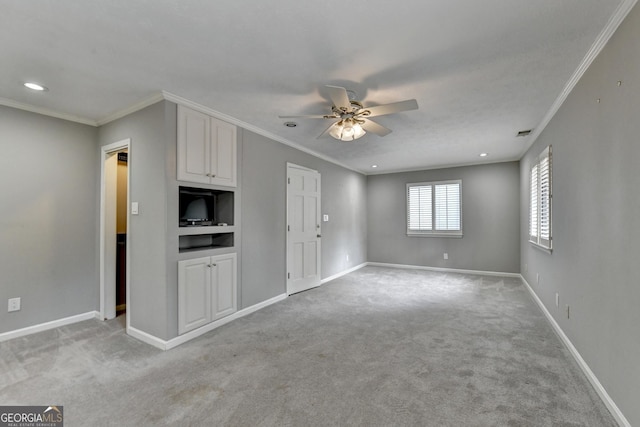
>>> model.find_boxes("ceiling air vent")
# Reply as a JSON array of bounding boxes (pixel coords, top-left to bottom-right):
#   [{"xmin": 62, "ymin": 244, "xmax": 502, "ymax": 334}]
[{"xmin": 517, "ymin": 129, "xmax": 532, "ymax": 137}]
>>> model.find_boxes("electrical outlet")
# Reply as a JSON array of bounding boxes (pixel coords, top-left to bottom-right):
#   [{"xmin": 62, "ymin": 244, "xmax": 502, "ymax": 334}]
[
  {"xmin": 8, "ymin": 297, "xmax": 21, "ymax": 312},
  {"xmin": 555, "ymin": 293, "xmax": 559, "ymax": 307},
  {"xmin": 566, "ymin": 305, "xmax": 570, "ymax": 319},
  {"xmin": 346, "ymin": 254, "xmax": 349, "ymax": 262},
  {"xmin": 443, "ymin": 253, "xmax": 448, "ymax": 260},
  {"xmin": 524, "ymin": 264, "xmax": 528, "ymax": 273},
  {"xmin": 536, "ymin": 273, "xmax": 540, "ymax": 284}
]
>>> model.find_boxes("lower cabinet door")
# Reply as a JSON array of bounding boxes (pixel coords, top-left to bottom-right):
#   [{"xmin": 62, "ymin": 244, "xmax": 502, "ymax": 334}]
[
  {"xmin": 178, "ymin": 256, "xmax": 212, "ymax": 334},
  {"xmin": 178, "ymin": 253, "xmax": 237, "ymax": 335},
  {"xmin": 211, "ymin": 253, "xmax": 237, "ymax": 320}
]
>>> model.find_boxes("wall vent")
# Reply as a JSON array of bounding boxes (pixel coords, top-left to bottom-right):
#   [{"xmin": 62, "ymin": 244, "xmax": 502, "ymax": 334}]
[{"xmin": 517, "ymin": 129, "xmax": 532, "ymax": 137}]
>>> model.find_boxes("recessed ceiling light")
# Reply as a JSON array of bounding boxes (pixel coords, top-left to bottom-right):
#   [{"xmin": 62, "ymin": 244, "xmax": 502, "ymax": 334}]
[
  {"xmin": 371, "ymin": 165, "xmax": 378, "ymax": 168},
  {"xmin": 479, "ymin": 153, "xmax": 488, "ymax": 157},
  {"xmin": 284, "ymin": 122, "xmax": 297, "ymax": 128},
  {"xmin": 24, "ymin": 82, "xmax": 48, "ymax": 91}
]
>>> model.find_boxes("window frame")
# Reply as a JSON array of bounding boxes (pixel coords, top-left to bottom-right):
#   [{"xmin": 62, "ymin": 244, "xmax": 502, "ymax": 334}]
[
  {"xmin": 529, "ymin": 145, "xmax": 552, "ymax": 252},
  {"xmin": 406, "ymin": 179, "xmax": 463, "ymax": 238}
]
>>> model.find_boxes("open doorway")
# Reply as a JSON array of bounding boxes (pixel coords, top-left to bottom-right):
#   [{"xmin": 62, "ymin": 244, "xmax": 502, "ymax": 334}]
[{"xmin": 100, "ymin": 139, "xmax": 130, "ymax": 330}]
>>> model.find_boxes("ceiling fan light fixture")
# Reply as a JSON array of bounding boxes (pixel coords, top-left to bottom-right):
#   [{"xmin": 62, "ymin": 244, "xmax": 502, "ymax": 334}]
[{"xmin": 329, "ymin": 118, "xmax": 366, "ymax": 141}]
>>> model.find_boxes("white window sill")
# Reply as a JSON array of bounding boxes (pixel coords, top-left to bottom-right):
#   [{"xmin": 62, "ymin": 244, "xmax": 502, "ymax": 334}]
[
  {"xmin": 408, "ymin": 233, "xmax": 463, "ymax": 238},
  {"xmin": 529, "ymin": 240, "xmax": 552, "ymax": 254}
]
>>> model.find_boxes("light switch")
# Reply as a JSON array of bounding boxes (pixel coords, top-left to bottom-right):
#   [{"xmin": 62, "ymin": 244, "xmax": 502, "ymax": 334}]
[
  {"xmin": 323, "ymin": 214, "xmax": 329, "ymax": 222},
  {"xmin": 131, "ymin": 202, "xmax": 139, "ymax": 215}
]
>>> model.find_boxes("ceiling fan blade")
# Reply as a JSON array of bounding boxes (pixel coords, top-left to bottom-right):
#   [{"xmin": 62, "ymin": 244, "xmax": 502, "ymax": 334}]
[
  {"xmin": 360, "ymin": 99, "xmax": 418, "ymax": 118},
  {"xmin": 278, "ymin": 114, "xmax": 334, "ymax": 119},
  {"xmin": 325, "ymin": 85, "xmax": 351, "ymax": 110},
  {"xmin": 361, "ymin": 119, "xmax": 392, "ymax": 137},
  {"xmin": 317, "ymin": 122, "xmax": 337, "ymax": 139}
]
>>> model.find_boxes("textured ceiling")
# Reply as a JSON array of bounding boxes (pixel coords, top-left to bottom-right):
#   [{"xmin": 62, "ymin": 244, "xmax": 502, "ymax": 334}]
[{"xmin": 0, "ymin": 0, "xmax": 629, "ymax": 173}]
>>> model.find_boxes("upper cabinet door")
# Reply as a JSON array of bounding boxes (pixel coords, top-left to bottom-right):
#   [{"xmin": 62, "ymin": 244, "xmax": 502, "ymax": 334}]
[
  {"xmin": 210, "ymin": 117, "xmax": 237, "ymax": 187},
  {"xmin": 177, "ymin": 105, "xmax": 211, "ymax": 184},
  {"xmin": 177, "ymin": 105, "xmax": 237, "ymax": 187}
]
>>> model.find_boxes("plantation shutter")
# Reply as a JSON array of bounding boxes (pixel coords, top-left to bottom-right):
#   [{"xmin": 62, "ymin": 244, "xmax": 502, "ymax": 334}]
[
  {"xmin": 538, "ymin": 147, "xmax": 552, "ymax": 248},
  {"xmin": 407, "ymin": 180, "xmax": 462, "ymax": 236},
  {"xmin": 529, "ymin": 164, "xmax": 539, "ymax": 240},
  {"xmin": 408, "ymin": 185, "xmax": 432, "ymax": 231},
  {"xmin": 529, "ymin": 146, "xmax": 552, "ymax": 250},
  {"xmin": 435, "ymin": 183, "xmax": 461, "ymax": 231}
]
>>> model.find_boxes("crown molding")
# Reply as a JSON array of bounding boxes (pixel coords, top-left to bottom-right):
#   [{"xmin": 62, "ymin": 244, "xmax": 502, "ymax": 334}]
[
  {"xmin": 0, "ymin": 96, "xmax": 98, "ymax": 126},
  {"xmin": 522, "ymin": 0, "xmax": 638, "ymax": 157},
  {"xmin": 95, "ymin": 92, "xmax": 165, "ymax": 126},
  {"xmin": 365, "ymin": 158, "xmax": 521, "ymax": 176},
  {"xmin": 160, "ymin": 91, "xmax": 364, "ymax": 174},
  {"xmin": 0, "ymin": 88, "xmax": 364, "ymax": 174}
]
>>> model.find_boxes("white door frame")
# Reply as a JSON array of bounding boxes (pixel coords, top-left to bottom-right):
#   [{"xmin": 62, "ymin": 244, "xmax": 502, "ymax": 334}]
[
  {"xmin": 99, "ymin": 139, "xmax": 131, "ymax": 330},
  {"xmin": 286, "ymin": 162, "xmax": 321, "ymax": 295}
]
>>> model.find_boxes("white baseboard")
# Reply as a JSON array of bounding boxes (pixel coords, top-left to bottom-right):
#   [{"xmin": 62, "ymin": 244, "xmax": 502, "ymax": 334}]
[
  {"xmin": 160, "ymin": 263, "xmax": 369, "ymax": 350},
  {"xmin": 126, "ymin": 326, "xmax": 168, "ymax": 350},
  {"xmin": 321, "ymin": 263, "xmax": 368, "ymax": 284},
  {"xmin": 126, "ymin": 293, "xmax": 289, "ymax": 351},
  {"xmin": 164, "ymin": 293, "xmax": 287, "ymax": 350},
  {"xmin": 366, "ymin": 262, "xmax": 521, "ymax": 278},
  {"xmin": 0, "ymin": 311, "xmax": 100, "ymax": 343},
  {"xmin": 520, "ymin": 276, "xmax": 630, "ymax": 427}
]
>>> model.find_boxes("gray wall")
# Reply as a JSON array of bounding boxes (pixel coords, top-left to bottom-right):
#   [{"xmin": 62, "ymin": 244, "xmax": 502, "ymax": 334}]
[
  {"xmin": 368, "ymin": 162, "xmax": 520, "ymax": 273},
  {"xmin": 241, "ymin": 130, "xmax": 367, "ymax": 308},
  {"xmin": 0, "ymin": 106, "xmax": 98, "ymax": 333},
  {"xmin": 520, "ymin": 4, "xmax": 640, "ymax": 425},
  {"xmin": 98, "ymin": 101, "xmax": 175, "ymax": 340}
]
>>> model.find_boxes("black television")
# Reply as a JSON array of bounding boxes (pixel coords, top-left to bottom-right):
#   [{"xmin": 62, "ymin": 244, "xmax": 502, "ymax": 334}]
[{"xmin": 179, "ymin": 187, "xmax": 215, "ymax": 226}]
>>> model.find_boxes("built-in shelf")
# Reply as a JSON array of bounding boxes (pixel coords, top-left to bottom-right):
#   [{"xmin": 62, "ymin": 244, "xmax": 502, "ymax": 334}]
[
  {"xmin": 179, "ymin": 232, "xmax": 234, "ymax": 253},
  {"xmin": 179, "ymin": 186, "xmax": 234, "ymax": 228},
  {"xmin": 178, "ymin": 225, "xmax": 237, "ymax": 236}
]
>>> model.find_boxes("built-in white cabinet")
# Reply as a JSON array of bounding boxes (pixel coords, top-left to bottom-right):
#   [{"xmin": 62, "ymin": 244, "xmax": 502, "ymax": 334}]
[
  {"xmin": 177, "ymin": 105, "xmax": 237, "ymax": 187},
  {"xmin": 178, "ymin": 252, "xmax": 237, "ymax": 335}
]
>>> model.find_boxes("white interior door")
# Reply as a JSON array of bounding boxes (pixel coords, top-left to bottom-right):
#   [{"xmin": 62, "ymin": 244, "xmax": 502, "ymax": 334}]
[
  {"xmin": 100, "ymin": 139, "xmax": 130, "ymax": 325},
  {"xmin": 287, "ymin": 164, "xmax": 321, "ymax": 295},
  {"xmin": 103, "ymin": 152, "xmax": 118, "ymax": 320}
]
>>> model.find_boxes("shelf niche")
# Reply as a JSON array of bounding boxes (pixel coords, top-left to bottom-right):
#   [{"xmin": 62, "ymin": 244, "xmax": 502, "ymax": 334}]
[
  {"xmin": 179, "ymin": 232, "xmax": 234, "ymax": 253},
  {"xmin": 179, "ymin": 186, "xmax": 234, "ymax": 227}
]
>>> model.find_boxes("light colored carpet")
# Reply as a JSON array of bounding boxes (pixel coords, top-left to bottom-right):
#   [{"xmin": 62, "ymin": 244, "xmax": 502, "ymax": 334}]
[{"xmin": 0, "ymin": 266, "xmax": 616, "ymax": 426}]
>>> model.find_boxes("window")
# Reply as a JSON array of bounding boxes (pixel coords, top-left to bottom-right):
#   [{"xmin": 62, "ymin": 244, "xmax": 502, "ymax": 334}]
[
  {"xmin": 407, "ymin": 180, "xmax": 462, "ymax": 237},
  {"xmin": 529, "ymin": 146, "xmax": 552, "ymax": 250}
]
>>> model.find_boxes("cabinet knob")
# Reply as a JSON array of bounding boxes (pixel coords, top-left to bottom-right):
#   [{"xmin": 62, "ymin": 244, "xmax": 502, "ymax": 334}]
[
  {"xmin": 211, "ymin": 174, "xmax": 216, "ymax": 177},
  {"xmin": 317, "ymin": 234, "xmax": 322, "ymax": 238},
  {"xmin": 211, "ymin": 263, "xmax": 217, "ymax": 267}
]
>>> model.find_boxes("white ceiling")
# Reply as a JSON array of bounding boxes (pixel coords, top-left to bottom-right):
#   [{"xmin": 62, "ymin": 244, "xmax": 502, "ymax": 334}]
[{"xmin": 0, "ymin": 0, "xmax": 631, "ymax": 173}]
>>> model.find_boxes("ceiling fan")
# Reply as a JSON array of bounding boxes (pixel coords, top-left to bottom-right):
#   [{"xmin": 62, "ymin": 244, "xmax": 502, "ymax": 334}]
[{"xmin": 279, "ymin": 85, "xmax": 419, "ymax": 141}]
